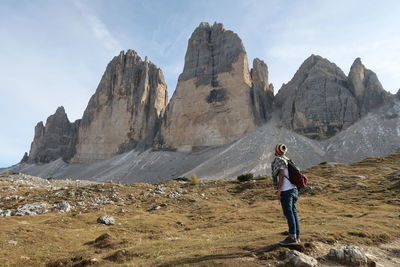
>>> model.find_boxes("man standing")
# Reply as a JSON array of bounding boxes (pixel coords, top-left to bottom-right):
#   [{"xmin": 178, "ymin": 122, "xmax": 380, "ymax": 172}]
[{"xmin": 271, "ymin": 144, "xmax": 300, "ymax": 245}]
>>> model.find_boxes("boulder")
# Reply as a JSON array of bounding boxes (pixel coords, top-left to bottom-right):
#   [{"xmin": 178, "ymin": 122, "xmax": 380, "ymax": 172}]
[
  {"xmin": 0, "ymin": 209, "xmax": 12, "ymax": 217},
  {"xmin": 97, "ymin": 215, "xmax": 115, "ymax": 225},
  {"xmin": 286, "ymin": 250, "xmax": 318, "ymax": 267},
  {"xmin": 54, "ymin": 201, "xmax": 71, "ymax": 212},
  {"xmin": 327, "ymin": 245, "xmax": 367, "ymax": 266},
  {"xmin": 14, "ymin": 202, "xmax": 48, "ymax": 216}
]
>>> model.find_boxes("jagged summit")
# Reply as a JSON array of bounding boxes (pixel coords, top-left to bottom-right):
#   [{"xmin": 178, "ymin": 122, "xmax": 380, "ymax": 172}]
[
  {"xmin": 250, "ymin": 58, "xmax": 274, "ymax": 123},
  {"xmin": 72, "ymin": 50, "xmax": 168, "ymax": 162},
  {"xmin": 274, "ymin": 55, "xmax": 391, "ymax": 140},
  {"xmin": 275, "ymin": 55, "xmax": 359, "ymax": 139},
  {"xmin": 348, "ymin": 57, "xmax": 390, "ymax": 116},
  {"xmin": 26, "ymin": 106, "xmax": 78, "ymax": 163},
  {"xmin": 178, "ymin": 22, "xmax": 245, "ymax": 86},
  {"xmin": 159, "ymin": 21, "xmax": 268, "ymax": 150}
]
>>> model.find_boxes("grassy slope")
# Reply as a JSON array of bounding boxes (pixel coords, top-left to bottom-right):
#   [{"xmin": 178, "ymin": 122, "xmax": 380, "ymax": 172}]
[{"xmin": 0, "ymin": 153, "xmax": 399, "ymax": 266}]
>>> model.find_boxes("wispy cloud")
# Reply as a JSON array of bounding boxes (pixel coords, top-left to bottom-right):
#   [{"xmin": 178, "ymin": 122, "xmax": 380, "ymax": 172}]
[{"xmin": 73, "ymin": 0, "xmax": 121, "ymax": 52}]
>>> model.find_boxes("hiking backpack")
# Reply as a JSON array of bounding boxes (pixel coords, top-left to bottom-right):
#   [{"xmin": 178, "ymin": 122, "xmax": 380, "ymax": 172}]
[{"xmin": 287, "ymin": 159, "xmax": 308, "ymax": 188}]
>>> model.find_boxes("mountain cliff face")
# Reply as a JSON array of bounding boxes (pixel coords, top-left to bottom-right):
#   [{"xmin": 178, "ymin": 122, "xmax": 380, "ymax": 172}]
[
  {"xmin": 275, "ymin": 55, "xmax": 389, "ymax": 139},
  {"xmin": 347, "ymin": 58, "xmax": 391, "ymax": 117},
  {"xmin": 250, "ymin": 58, "xmax": 274, "ymax": 124},
  {"xmin": 26, "ymin": 107, "xmax": 79, "ymax": 163},
  {"xmin": 71, "ymin": 50, "xmax": 168, "ymax": 162},
  {"xmin": 158, "ymin": 22, "xmax": 270, "ymax": 151}
]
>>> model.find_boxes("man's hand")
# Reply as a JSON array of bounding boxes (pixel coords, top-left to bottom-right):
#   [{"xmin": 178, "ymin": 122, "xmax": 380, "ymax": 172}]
[{"xmin": 276, "ymin": 190, "xmax": 281, "ymax": 200}]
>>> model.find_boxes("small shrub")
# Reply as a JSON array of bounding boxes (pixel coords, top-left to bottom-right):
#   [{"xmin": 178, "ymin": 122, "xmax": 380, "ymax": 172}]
[
  {"xmin": 255, "ymin": 175, "xmax": 271, "ymax": 180},
  {"xmin": 71, "ymin": 211, "xmax": 79, "ymax": 217},
  {"xmin": 348, "ymin": 231, "xmax": 368, "ymax": 238},
  {"xmin": 4, "ymin": 170, "xmax": 10, "ymax": 177},
  {"xmin": 237, "ymin": 173, "xmax": 254, "ymax": 182},
  {"xmin": 191, "ymin": 174, "xmax": 199, "ymax": 185}
]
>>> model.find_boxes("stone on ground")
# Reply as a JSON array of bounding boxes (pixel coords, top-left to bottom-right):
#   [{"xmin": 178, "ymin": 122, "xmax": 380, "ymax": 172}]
[
  {"xmin": 97, "ymin": 215, "xmax": 115, "ymax": 225},
  {"xmin": 286, "ymin": 250, "xmax": 318, "ymax": 267},
  {"xmin": 327, "ymin": 245, "xmax": 367, "ymax": 266}
]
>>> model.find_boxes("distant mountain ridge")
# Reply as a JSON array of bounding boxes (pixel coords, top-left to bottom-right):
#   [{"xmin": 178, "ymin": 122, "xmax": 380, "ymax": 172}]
[{"xmin": 18, "ymin": 22, "xmax": 397, "ymax": 182}]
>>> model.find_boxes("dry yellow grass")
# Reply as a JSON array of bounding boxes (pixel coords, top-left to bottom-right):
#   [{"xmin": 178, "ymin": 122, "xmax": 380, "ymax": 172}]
[{"xmin": 0, "ymin": 153, "xmax": 399, "ymax": 266}]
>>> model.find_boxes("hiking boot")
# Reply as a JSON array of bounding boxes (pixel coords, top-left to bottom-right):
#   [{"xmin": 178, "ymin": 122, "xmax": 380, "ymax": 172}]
[
  {"xmin": 296, "ymin": 237, "xmax": 301, "ymax": 243},
  {"xmin": 279, "ymin": 236, "xmax": 297, "ymax": 245}
]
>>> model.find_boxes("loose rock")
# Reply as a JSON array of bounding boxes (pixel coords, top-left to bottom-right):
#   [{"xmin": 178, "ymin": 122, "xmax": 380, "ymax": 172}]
[
  {"xmin": 286, "ymin": 250, "xmax": 318, "ymax": 267},
  {"xmin": 0, "ymin": 209, "xmax": 12, "ymax": 217},
  {"xmin": 327, "ymin": 245, "xmax": 367, "ymax": 266},
  {"xmin": 14, "ymin": 203, "xmax": 48, "ymax": 216},
  {"xmin": 54, "ymin": 201, "xmax": 71, "ymax": 213},
  {"xmin": 97, "ymin": 215, "xmax": 115, "ymax": 225}
]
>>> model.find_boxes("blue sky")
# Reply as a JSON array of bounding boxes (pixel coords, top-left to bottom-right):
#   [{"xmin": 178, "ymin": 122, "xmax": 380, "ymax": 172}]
[{"xmin": 1, "ymin": 0, "xmax": 399, "ymax": 167}]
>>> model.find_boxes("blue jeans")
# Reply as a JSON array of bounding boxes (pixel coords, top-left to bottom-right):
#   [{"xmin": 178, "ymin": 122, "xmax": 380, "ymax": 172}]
[{"xmin": 280, "ymin": 188, "xmax": 300, "ymax": 238}]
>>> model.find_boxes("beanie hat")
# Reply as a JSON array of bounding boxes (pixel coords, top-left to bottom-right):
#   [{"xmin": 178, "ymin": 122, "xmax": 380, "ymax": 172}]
[{"xmin": 275, "ymin": 144, "xmax": 287, "ymax": 156}]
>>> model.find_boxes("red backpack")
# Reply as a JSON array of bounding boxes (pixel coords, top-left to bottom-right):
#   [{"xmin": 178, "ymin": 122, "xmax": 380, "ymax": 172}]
[{"xmin": 287, "ymin": 159, "xmax": 308, "ymax": 188}]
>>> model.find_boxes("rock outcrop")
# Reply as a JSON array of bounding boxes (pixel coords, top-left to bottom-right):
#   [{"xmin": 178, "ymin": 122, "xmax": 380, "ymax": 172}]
[
  {"xmin": 250, "ymin": 58, "xmax": 274, "ymax": 124},
  {"xmin": 71, "ymin": 50, "xmax": 168, "ymax": 162},
  {"xmin": 348, "ymin": 57, "xmax": 390, "ymax": 116},
  {"xmin": 275, "ymin": 55, "xmax": 359, "ymax": 139},
  {"xmin": 26, "ymin": 106, "xmax": 78, "ymax": 163},
  {"xmin": 20, "ymin": 152, "xmax": 29, "ymax": 163},
  {"xmin": 159, "ymin": 22, "xmax": 269, "ymax": 151},
  {"xmin": 275, "ymin": 55, "xmax": 389, "ymax": 140}
]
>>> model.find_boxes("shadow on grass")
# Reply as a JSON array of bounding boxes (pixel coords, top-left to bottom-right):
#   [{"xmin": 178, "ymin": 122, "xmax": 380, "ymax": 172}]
[
  {"xmin": 157, "ymin": 243, "xmax": 308, "ymax": 266},
  {"xmin": 157, "ymin": 251, "xmax": 254, "ymax": 267}
]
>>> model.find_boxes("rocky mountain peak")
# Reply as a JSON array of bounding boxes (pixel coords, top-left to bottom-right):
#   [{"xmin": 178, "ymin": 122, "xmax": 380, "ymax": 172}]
[
  {"xmin": 72, "ymin": 50, "xmax": 168, "ymax": 162},
  {"xmin": 55, "ymin": 106, "xmax": 66, "ymax": 114},
  {"xmin": 348, "ymin": 57, "xmax": 367, "ymax": 98},
  {"xmin": 251, "ymin": 58, "xmax": 271, "ymax": 93},
  {"xmin": 275, "ymin": 55, "xmax": 359, "ymax": 139},
  {"xmin": 159, "ymin": 22, "xmax": 260, "ymax": 150},
  {"xmin": 178, "ymin": 22, "xmax": 245, "ymax": 87},
  {"xmin": 347, "ymin": 57, "xmax": 390, "ymax": 116},
  {"xmin": 250, "ymin": 58, "xmax": 274, "ymax": 123},
  {"xmin": 275, "ymin": 55, "xmax": 391, "ymax": 140},
  {"xmin": 27, "ymin": 107, "xmax": 77, "ymax": 163}
]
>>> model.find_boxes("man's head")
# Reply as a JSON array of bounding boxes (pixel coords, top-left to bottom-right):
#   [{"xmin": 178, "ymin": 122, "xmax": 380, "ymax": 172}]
[{"xmin": 275, "ymin": 144, "xmax": 287, "ymax": 156}]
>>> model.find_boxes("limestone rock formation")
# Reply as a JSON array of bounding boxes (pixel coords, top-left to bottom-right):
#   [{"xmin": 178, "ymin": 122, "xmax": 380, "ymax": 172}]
[
  {"xmin": 71, "ymin": 50, "xmax": 168, "ymax": 162},
  {"xmin": 159, "ymin": 22, "xmax": 265, "ymax": 151},
  {"xmin": 20, "ymin": 152, "xmax": 29, "ymax": 163},
  {"xmin": 275, "ymin": 55, "xmax": 389, "ymax": 140},
  {"xmin": 250, "ymin": 58, "xmax": 274, "ymax": 124},
  {"xmin": 348, "ymin": 57, "xmax": 390, "ymax": 116},
  {"xmin": 275, "ymin": 55, "xmax": 360, "ymax": 139},
  {"xmin": 27, "ymin": 106, "xmax": 78, "ymax": 163}
]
